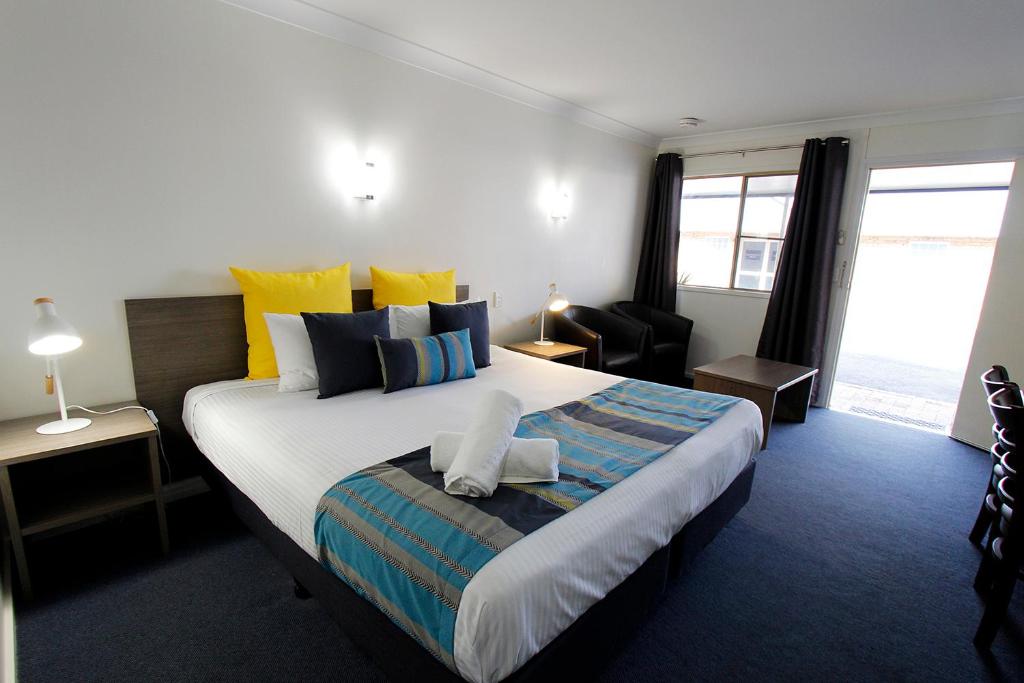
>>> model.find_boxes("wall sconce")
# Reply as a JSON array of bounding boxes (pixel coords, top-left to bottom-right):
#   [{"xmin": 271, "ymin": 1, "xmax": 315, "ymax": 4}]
[
  {"xmin": 550, "ymin": 192, "xmax": 570, "ymax": 220},
  {"xmin": 353, "ymin": 161, "xmax": 378, "ymax": 200}
]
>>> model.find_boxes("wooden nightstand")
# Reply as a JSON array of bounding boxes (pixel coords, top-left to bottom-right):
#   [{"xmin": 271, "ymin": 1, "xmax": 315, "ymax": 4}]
[
  {"xmin": 0, "ymin": 403, "xmax": 168, "ymax": 598},
  {"xmin": 504, "ymin": 341, "xmax": 587, "ymax": 367}
]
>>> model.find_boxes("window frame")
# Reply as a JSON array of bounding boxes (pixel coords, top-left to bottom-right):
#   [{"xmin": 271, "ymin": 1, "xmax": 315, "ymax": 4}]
[{"xmin": 679, "ymin": 169, "xmax": 798, "ymax": 294}]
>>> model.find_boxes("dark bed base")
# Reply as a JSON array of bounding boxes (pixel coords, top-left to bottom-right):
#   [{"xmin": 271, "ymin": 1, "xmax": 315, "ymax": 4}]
[{"xmin": 207, "ymin": 458, "xmax": 756, "ymax": 682}]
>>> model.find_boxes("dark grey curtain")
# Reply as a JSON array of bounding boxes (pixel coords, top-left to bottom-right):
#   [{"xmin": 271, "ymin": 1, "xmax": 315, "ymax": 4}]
[
  {"xmin": 757, "ymin": 137, "xmax": 849, "ymax": 395},
  {"xmin": 633, "ymin": 153, "xmax": 683, "ymax": 311}
]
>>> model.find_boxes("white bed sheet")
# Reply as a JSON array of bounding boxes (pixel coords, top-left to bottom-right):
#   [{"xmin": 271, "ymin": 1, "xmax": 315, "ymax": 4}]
[{"xmin": 184, "ymin": 346, "xmax": 762, "ymax": 683}]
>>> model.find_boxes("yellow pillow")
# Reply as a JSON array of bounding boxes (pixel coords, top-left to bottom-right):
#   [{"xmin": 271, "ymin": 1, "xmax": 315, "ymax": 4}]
[
  {"xmin": 370, "ymin": 266, "xmax": 456, "ymax": 309},
  {"xmin": 230, "ymin": 263, "xmax": 353, "ymax": 379}
]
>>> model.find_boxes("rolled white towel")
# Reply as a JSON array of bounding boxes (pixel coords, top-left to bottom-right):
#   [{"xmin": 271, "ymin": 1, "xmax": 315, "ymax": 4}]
[
  {"xmin": 444, "ymin": 389, "xmax": 524, "ymax": 497},
  {"xmin": 431, "ymin": 432, "xmax": 559, "ymax": 484}
]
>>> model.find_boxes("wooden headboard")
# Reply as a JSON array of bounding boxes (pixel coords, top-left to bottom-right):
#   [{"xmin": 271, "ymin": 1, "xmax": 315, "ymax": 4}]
[{"xmin": 124, "ymin": 285, "xmax": 470, "ymax": 477}]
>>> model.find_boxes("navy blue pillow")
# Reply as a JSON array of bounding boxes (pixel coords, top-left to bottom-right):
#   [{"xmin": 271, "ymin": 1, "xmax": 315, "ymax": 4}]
[
  {"xmin": 429, "ymin": 300, "xmax": 490, "ymax": 368},
  {"xmin": 375, "ymin": 329, "xmax": 477, "ymax": 394},
  {"xmin": 301, "ymin": 308, "xmax": 390, "ymax": 398}
]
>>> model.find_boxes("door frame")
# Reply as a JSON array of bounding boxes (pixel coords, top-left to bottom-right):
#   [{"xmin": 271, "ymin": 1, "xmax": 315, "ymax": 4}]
[{"xmin": 816, "ymin": 148, "xmax": 1020, "ymax": 409}]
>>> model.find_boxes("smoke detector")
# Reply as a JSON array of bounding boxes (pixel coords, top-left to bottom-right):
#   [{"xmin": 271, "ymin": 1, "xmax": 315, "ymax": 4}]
[{"xmin": 678, "ymin": 117, "xmax": 703, "ymax": 128}]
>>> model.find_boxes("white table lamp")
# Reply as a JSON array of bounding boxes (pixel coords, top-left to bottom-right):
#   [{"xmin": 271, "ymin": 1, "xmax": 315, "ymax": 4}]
[
  {"xmin": 530, "ymin": 283, "xmax": 569, "ymax": 346},
  {"xmin": 28, "ymin": 297, "xmax": 91, "ymax": 435}
]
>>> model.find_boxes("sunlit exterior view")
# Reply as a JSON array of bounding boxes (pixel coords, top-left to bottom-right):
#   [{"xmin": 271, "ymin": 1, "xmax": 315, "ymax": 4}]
[
  {"xmin": 830, "ymin": 162, "xmax": 1014, "ymax": 432},
  {"xmin": 678, "ymin": 174, "xmax": 797, "ymax": 290}
]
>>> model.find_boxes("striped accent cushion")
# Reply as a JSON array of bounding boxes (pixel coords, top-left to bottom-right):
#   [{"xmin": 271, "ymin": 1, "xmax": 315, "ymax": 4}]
[{"xmin": 374, "ymin": 328, "xmax": 476, "ymax": 393}]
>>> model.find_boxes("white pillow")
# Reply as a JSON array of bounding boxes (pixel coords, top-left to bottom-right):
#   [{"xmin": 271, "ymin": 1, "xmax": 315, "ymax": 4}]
[
  {"xmin": 388, "ymin": 304, "xmax": 431, "ymax": 339},
  {"xmin": 388, "ymin": 302, "xmax": 488, "ymax": 338},
  {"xmin": 263, "ymin": 313, "xmax": 318, "ymax": 393}
]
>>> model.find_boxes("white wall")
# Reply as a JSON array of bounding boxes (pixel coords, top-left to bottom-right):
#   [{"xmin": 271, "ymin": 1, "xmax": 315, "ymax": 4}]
[
  {"xmin": 952, "ymin": 161, "xmax": 1024, "ymax": 448},
  {"xmin": 661, "ymin": 112, "xmax": 1024, "ymax": 441},
  {"xmin": 677, "ymin": 288, "xmax": 769, "ymax": 371},
  {"xmin": 0, "ymin": 0, "xmax": 652, "ymax": 420}
]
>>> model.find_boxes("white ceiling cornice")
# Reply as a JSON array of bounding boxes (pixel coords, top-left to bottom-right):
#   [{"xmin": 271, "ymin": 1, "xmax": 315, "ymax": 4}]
[
  {"xmin": 220, "ymin": 0, "xmax": 660, "ymax": 148},
  {"xmin": 659, "ymin": 96, "xmax": 1024, "ymax": 151}
]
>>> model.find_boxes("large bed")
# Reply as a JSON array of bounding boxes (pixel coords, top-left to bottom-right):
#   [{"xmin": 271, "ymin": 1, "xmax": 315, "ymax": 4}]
[{"xmin": 124, "ymin": 290, "xmax": 762, "ymax": 682}]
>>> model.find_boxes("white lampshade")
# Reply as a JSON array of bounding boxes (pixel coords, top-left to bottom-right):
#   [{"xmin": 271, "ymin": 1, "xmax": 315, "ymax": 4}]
[
  {"xmin": 544, "ymin": 289, "xmax": 569, "ymax": 312},
  {"xmin": 532, "ymin": 284, "xmax": 569, "ymax": 346},
  {"xmin": 28, "ymin": 298, "xmax": 82, "ymax": 356}
]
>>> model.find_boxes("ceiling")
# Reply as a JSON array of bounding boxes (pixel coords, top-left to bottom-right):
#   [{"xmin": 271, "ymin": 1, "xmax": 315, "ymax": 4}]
[{"xmin": 297, "ymin": 0, "xmax": 1024, "ymax": 141}]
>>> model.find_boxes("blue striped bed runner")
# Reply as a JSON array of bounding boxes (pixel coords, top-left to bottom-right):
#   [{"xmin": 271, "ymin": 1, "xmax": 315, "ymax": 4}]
[{"xmin": 314, "ymin": 379, "xmax": 740, "ymax": 671}]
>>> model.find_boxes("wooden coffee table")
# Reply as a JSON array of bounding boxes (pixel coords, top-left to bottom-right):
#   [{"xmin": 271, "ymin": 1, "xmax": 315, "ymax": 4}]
[{"xmin": 692, "ymin": 354, "xmax": 818, "ymax": 449}]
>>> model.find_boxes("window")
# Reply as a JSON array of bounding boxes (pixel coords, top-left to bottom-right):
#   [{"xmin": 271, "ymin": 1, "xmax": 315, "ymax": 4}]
[{"xmin": 678, "ymin": 173, "xmax": 798, "ymax": 291}]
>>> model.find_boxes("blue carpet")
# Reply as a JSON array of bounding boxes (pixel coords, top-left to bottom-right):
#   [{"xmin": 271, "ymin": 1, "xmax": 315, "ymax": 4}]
[{"xmin": 16, "ymin": 409, "xmax": 1024, "ymax": 681}]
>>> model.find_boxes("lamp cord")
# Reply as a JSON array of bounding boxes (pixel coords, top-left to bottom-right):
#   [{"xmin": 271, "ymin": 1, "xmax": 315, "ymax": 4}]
[
  {"xmin": 67, "ymin": 404, "xmax": 145, "ymax": 416},
  {"xmin": 66, "ymin": 404, "xmax": 174, "ymax": 482}
]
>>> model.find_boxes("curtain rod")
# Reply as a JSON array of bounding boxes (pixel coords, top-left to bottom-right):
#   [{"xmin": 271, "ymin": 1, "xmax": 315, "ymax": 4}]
[{"xmin": 666, "ymin": 139, "xmax": 849, "ymax": 160}]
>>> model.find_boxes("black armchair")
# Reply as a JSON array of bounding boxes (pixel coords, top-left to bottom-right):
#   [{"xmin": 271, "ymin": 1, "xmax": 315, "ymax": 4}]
[
  {"xmin": 550, "ymin": 305, "xmax": 649, "ymax": 378},
  {"xmin": 611, "ymin": 301, "xmax": 693, "ymax": 387}
]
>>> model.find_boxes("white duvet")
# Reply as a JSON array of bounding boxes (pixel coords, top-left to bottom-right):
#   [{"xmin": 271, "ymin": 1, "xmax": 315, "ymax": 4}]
[{"xmin": 183, "ymin": 346, "xmax": 762, "ymax": 682}]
